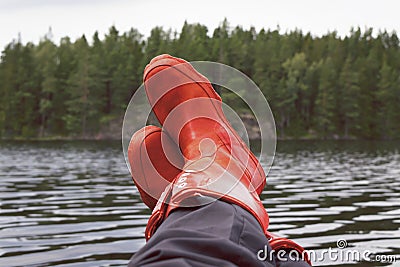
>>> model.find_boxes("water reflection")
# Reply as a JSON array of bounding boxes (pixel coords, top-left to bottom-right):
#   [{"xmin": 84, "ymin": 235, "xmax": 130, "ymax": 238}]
[{"xmin": 0, "ymin": 141, "xmax": 399, "ymax": 266}]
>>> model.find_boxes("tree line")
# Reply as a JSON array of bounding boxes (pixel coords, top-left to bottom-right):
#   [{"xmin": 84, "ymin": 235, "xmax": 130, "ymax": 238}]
[{"xmin": 0, "ymin": 20, "xmax": 399, "ymax": 139}]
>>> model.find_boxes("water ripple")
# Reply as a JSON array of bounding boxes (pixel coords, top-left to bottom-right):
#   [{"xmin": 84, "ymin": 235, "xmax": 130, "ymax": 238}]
[{"xmin": 1, "ymin": 140, "xmax": 399, "ymax": 266}]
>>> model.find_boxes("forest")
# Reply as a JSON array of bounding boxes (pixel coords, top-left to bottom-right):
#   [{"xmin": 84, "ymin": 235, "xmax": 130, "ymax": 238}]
[{"xmin": 0, "ymin": 20, "xmax": 399, "ymax": 140}]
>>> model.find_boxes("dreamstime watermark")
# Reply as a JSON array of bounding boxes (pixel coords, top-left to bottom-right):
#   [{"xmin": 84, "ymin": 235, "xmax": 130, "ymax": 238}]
[{"xmin": 257, "ymin": 239, "xmax": 398, "ymax": 264}]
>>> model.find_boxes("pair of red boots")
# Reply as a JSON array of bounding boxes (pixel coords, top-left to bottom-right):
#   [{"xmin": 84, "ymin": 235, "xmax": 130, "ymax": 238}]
[{"xmin": 128, "ymin": 54, "xmax": 310, "ymax": 264}]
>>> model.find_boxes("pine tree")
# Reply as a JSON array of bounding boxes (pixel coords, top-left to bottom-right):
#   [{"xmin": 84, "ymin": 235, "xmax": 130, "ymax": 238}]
[
  {"xmin": 52, "ymin": 37, "xmax": 75, "ymax": 136},
  {"xmin": 338, "ymin": 57, "xmax": 361, "ymax": 138},
  {"xmin": 315, "ymin": 57, "xmax": 337, "ymax": 138},
  {"xmin": 0, "ymin": 41, "xmax": 39, "ymax": 137},
  {"xmin": 176, "ymin": 22, "xmax": 209, "ymax": 61},
  {"xmin": 63, "ymin": 35, "xmax": 92, "ymax": 137},
  {"xmin": 35, "ymin": 38, "xmax": 58, "ymax": 137},
  {"xmin": 282, "ymin": 52, "xmax": 308, "ymax": 136},
  {"xmin": 377, "ymin": 61, "xmax": 400, "ymax": 138}
]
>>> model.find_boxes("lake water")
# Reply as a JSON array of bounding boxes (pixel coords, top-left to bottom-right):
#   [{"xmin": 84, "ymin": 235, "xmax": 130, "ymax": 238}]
[{"xmin": 1, "ymin": 140, "xmax": 399, "ymax": 266}]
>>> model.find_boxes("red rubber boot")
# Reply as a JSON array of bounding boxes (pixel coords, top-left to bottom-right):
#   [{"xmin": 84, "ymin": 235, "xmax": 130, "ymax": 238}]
[
  {"xmin": 143, "ymin": 54, "xmax": 269, "ymax": 239},
  {"xmin": 143, "ymin": 54, "xmax": 266, "ymax": 195},
  {"xmin": 131, "ymin": 54, "xmax": 310, "ymax": 265},
  {"xmin": 128, "ymin": 125, "xmax": 184, "ymax": 210},
  {"xmin": 128, "ymin": 115, "xmax": 310, "ymax": 266}
]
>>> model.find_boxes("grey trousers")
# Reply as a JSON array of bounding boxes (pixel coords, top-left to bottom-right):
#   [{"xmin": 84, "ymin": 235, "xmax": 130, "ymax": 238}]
[{"xmin": 128, "ymin": 200, "xmax": 311, "ymax": 267}]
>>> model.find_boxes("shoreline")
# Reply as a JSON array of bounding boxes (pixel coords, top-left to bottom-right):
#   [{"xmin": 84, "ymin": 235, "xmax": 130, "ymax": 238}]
[{"xmin": 1, "ymin": 136, "xmax": 398, "ymax": 142}]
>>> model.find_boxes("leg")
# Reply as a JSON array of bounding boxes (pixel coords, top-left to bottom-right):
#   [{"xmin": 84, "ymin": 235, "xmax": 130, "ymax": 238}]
[
  {"xmin": 127, "ymin": 54, "xmax": 311, "ymax": 266},
  {"xmin": 129, "ymin": 200, "xmax": 275, "ymax": 267}
]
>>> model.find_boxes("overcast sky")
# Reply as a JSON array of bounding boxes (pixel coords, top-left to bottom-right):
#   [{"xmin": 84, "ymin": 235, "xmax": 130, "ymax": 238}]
[{"xmin": 1, "ymin": 0, "xmax": 399, "ymax": 50}]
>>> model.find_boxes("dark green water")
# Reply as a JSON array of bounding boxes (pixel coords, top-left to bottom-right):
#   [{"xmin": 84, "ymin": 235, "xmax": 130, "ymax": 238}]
[{"xmin": 1, "ymin": 141, "xmax": 399, "ymax": 266}]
